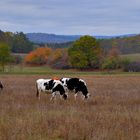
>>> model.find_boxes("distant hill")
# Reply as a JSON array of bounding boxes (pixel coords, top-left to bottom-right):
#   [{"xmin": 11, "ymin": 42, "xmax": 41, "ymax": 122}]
[
  {"xmin": 46, "ymin": 34, "xmax": 140, "ymax": 54},
  {"xmin": 26, "ymin": 33, "xmax": 140, "ymax": 54},
  {"xmin": 26, "ymin": 33, "xmax": 81, "ymax": 43},
  {"xmin": 26, "ymin": 33, "xmax": 137, "ymax": 44},
  {"xmin": 99, "ymin": 34, "xmax": 140, "ymax": 54},
  {"xmin": 0, "ymin": 28, "xmax": 139, "ymax": 54}
]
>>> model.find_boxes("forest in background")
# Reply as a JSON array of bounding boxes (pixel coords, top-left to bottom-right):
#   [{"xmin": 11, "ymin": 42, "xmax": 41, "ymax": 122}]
[
  {"xmin": 0, "ymin": 29, "xmax": 140, "ymax": 72},
  {"xmin": 1, "ymin": 29, "xmax": 140, "ymax": 54},
  {"xmin": 34, "ymin": 34, "xmax": 140, "ymax": 55}
]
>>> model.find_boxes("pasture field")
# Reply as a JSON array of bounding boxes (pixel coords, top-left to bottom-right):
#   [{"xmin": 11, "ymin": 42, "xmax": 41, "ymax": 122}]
[
  {"xmin": 121, "ymin": 53, "xmax": 140, "ymax": 62},
  {"xmin": 1, "ymin": 65, "xmax": 140, "ymax": 75},
  {"xmin": 0, "ymin": 75, "xmax": 140, "ymax": 140}
]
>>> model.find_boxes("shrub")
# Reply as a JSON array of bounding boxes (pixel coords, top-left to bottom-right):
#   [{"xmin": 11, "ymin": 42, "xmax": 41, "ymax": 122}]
[
  {"xmin": 12, "ymin": 55, "xmax": 23, "ymax": 64},
  {"xmin": 101, "ymin": 57, "xmax": 120, "ymax": 70},
  {"xmin": 123, "ymin": 61, "xmax": 140, "ymax": 72},
  {"xmin": 119, "ymin": 58, "xmax": 131, "ymax": 71},
  {"xmin": 47, "ymin": 48, "xmax": 70, "ymax": 69},
  {"xmin": 24, "ymin": 47, "xmax": 52, "ymax": 65}
]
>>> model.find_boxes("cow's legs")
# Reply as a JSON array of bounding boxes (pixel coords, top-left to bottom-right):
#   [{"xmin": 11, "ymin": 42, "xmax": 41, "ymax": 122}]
[
  {"xmin": 36, "ymin": 90, "xmax": 41, "ymax": 100},
  {"xmin": 36, "ymin": 83, "xmax": 41, "ymax": 100},
  {"xmin": 36, "ymin": 89, "xmax": 41, "ymax": 100},
  {"xmin": 50, "ymin": 92, "xmax": 56, "ymax": 101},
  {"xmin": 74, "ymin": 88, "xmax": 79, "ymax": 100},
  {"xmin": 64, "ymin": 88, "xmax": 69, "ymax": 97},
  {"xmin": 82, "ymin": 92, "xmax": 90, "ymax": 100},
  {"xmin": 74, "ymin": 93, "xmax": 78, "ymax": 100}
]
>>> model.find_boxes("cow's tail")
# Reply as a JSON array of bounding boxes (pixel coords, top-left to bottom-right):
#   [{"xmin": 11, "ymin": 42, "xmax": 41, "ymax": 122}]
[{"xmin": 36, "ymin": 82, "xmax": 39, "ymax": 98}]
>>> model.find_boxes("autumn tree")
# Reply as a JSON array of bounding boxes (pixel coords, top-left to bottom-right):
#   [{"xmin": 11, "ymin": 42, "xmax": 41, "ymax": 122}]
[
  {"xmin": 0, "ymin": 43, "xmax": 11, "ymax": 71},
  {"xmin": 101, "ymin": 41, "xmax": 121, "ymax": 70},
  {"xmin": 68, "ymin": 35, "xmax": 101, "ymax": 69},
  {"xmin": 48, "ymin": 48, "xmax": 69, "ymax": 69},
  {"xmin": 24, "ymin": 47, "xmax": 52, "ymax": 65},
  {"xmin": 108, "ymin": 41, "xmax": 120, "ymax": 58}
]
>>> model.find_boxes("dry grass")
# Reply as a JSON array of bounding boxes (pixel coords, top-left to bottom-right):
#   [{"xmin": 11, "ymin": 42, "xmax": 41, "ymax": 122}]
[{"xmin": 0, "ymin": 75, "xmax": 139, "ymax": 140}]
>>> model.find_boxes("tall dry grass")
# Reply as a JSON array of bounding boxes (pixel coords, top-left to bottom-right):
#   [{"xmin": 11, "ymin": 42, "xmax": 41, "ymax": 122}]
[{"xmin": 0, "ymin": 75, "xmax": 139, "ymax": 140}]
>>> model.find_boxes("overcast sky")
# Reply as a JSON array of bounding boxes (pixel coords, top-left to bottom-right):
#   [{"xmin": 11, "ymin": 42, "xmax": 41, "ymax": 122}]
[{"xmin": 0, "ymin": 0, "xmax": 140, "ymax": 35}]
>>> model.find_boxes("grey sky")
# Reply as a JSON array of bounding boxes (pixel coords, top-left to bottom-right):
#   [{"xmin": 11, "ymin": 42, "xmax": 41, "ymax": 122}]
[{"xmin": 0, "ymin": 0, "xmax": 140, "ymax": 35}]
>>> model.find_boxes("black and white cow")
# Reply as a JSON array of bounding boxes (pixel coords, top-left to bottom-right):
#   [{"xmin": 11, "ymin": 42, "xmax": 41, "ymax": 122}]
[
  {"xmin": 36, "ymin": 79, "xmax": 67, "ymax": 100},
  {"xmin": 60, "ymin": 78, "xmax": 90, "ymax": 99},
  {"xmin": 0, "ymin": 81, "xmax": 3, "ymax": 91}
]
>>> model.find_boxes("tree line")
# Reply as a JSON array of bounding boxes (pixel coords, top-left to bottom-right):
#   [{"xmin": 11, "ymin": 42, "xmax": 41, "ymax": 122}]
[
  {"xmin": 0, "ymin": 29, "xmax": 140, "ymax": 72},
  {"xmin": 0, "ymin": 30, "xmax": 34, "ymax": 53},
  {"xmin": 24, "ymin": 35, "xmax": 136, "ymax": 71},
  {"xmin": 46, "ymin": 34, "xmax": 140, "ymax": 54},
  {"xmin": 99, "ymin": 34, "xmax": 140, "ymax": 54},
  {"xmin": 1, "ymin": 29, "xmax": 140, "ymax": 54}
]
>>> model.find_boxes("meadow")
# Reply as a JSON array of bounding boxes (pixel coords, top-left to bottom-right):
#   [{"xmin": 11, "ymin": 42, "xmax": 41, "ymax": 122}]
[
  {"xmin": 0, "ymin": 74, "xmax": 139, "ymax": 140},
  {"xmin": 1, "ymin": 65, "xmax": 140, "ymax": 76},
  {"xmin": 121, "ymin": 53, "xmax": 140, "ymax": 62}
]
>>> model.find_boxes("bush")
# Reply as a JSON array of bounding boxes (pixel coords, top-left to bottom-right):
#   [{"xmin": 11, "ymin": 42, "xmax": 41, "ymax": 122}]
[
  {"xmin": 51, "ymin": 61, "xmax": 71, "ymax": 69},
  {"xmin": 101, "ymin": 57, "xmax": 120, "ymax": 70},
  {"xmin": 24, "ymin": 47, "xmax": 52, "ymax": 65},
  {"xmin": 47, "ymin": 48, "xmax": 70, "ymax": 69},
  {"xmin": 123, "ymin": 61, "xmax": 140, "ymax": 72},
  {"xmin": 119, "ymin": 58, "xmax": 131, "ymax": 71},
  {"xmin": 12, "ymin": 55, "xmax": 23, "ymax": 64}
]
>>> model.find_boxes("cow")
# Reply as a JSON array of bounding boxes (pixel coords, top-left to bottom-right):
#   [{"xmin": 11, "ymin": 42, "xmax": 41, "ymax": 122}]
[
  {"xmin": 36, "ymin": 79, "xmax": 67, "ymax": 100},
  {"xmin": 0, "ymin": 81, "xmax": 3, "ymax": 91},
  {"xmin": 60, "ymin": 78, "xmax": 90, "ymax": 100}
]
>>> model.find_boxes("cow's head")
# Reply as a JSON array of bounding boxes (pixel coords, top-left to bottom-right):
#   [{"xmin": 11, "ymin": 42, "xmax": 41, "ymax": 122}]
[
  {"xmin": 60, "ymin": 78, "xmax": 69, "ymax": 87},
  {"xmin": 86, "ymin": 93, "xmax": 91, "ymax": 99},
  {"xmin": 62, "ymin": 93, "xmax": 67, "ymax": 100}
]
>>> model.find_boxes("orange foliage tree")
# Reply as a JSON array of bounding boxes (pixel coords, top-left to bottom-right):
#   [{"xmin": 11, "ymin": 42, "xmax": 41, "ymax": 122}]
[
  {"xmin": 24, "ymin": 47, "xmax": 52, "ymax": 65},
  {"xmin": 47, "ymin": 48, "xmax": 70, "ymax": 69}
]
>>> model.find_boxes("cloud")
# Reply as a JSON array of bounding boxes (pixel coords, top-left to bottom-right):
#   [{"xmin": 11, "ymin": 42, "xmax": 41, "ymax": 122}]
[{"xmin": 0, "ymin": 0, "xmax": 140, "ymax": 35}]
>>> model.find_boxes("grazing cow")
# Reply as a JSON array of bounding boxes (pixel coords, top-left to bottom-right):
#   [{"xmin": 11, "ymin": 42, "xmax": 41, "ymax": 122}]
[
  {"xmin": 60, "ymin": 78, "xmax": 90, "ymax": 99},
  {"xmin": 0, "ymin": 81, "xmax": 3, "ymax": 90},
  {"xmin": 36, "ymin": 79, "xmax": 67, "ymax": 100}
]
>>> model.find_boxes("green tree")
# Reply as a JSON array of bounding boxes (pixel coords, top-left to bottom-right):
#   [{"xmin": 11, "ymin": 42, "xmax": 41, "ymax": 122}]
[
  {"xmin": 0, "ymin": 43, "xmax": 11, "ymax": 71},
  {"xmin": 0, "ymin": 30, "xmax": 34, "ymax": 53},
  {"xmin": 68, "ymin": 35, "xmax": 101, "ymax": 69},
  {"xmin": 12, "ymin": 32, "xmax": 33, "ymax": 53},
  {"xmin": 101, "ymin": 57, "xmax": 120, "ymax": 70}
]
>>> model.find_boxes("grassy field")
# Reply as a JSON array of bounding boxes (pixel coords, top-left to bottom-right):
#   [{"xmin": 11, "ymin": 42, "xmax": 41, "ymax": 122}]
[
  {"xmin": 1, "ymin": 65, "xmax": 140, "ymax": 76},
  {"xmin": 0, "ymin": 75, "xmax": 139, "ymax": 140},
  {"xmin": 121, "ymin": 53, "xmax": 140, "ymax": 62},
  {"xmin": 0, "ymin": 65, "xmax": 121, "ymax": 75}
]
